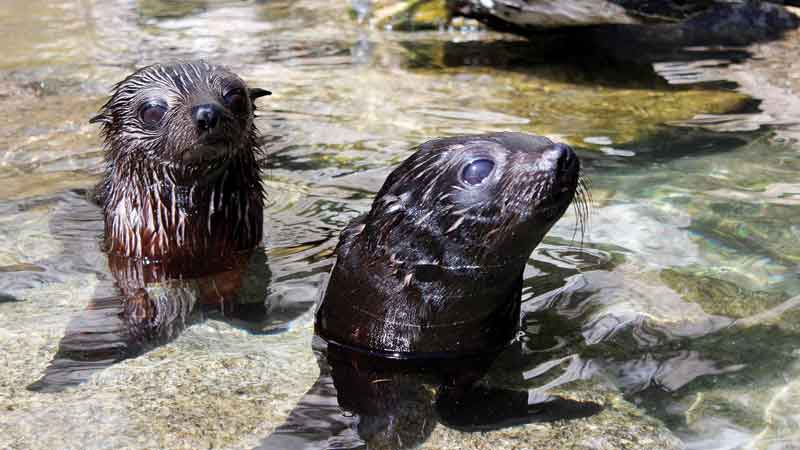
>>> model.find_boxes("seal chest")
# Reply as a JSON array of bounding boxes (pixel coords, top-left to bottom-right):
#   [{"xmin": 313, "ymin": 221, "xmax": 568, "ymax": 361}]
[
  {"xmin": 315, "ymin": 132, "xmax": 583, "ymax": 356},
  {"xmin": 91, "ymin": 61, "xmax": 271, "ymax": 262}
]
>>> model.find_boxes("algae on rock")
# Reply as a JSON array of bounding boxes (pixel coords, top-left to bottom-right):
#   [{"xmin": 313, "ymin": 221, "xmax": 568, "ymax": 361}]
[{"xmin": 361, "ymin": 0, "xmax": 450, "ymax": 30}]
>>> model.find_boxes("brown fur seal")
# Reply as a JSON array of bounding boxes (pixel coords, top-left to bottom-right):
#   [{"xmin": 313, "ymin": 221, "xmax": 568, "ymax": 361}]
[
  {"xmin": 90, "ymin": 61, "xmax": 271, "ymax": 263},
  {"xmin": 315, "ymin": 132, "xmax": 584, "ymax": 356},
  {"xmin": 28, "ymin": 62, "xmax": 276, "ymax": 391}
]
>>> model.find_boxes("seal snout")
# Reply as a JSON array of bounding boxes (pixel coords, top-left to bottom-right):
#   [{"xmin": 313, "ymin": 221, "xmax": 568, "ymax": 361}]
[
  {"xmin": 542, "ymin": 143, "xmax": 578, "ymax": 179},
  {"xmin": 192, "ymin": 103, "xmax": 223, "ymax": 132}
]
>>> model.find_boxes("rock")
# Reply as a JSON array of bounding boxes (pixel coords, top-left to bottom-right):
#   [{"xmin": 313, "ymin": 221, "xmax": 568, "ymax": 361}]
[
  {"xmin": 448, "ymin": 1, "xmax": 800, "ymax": 47},
  {"xmin": 449, "ymin": 0, "xmax": 642, "ymax": 29},
  {"xmin": 359, "ymin": 0, "xmax": 451, "ymax": 30}
]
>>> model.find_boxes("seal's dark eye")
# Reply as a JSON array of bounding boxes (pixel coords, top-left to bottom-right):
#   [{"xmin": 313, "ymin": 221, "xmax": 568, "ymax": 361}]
[
  {"xmin": 462, "ymin": 159, "xmax": 495, "ymax": 185},
  {"xmin": 223, "ymin": 89, "xmax": 247, "ymax": 114},
  {"xmin": 139, "ymin": 101, "xmax": 167, "ymax": 127}
]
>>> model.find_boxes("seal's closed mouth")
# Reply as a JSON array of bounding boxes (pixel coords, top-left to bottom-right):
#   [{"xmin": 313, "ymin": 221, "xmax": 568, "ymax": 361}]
[{"xmin": 181, "ymin": 142, "xmax": 232, "ymax": 163}]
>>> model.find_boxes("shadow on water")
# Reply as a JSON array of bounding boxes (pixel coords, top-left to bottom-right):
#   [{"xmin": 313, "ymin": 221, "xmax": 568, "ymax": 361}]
[
  {"xmin": 22, "ymin": 190, "xmax": 312, "ymax": 393},
  {"xmin": 0, "ymin": 293, "xmax": 21, "ymax": 303},
  {"xmin": 391, "ymin": 2, "xmax": 800, "ymax": 106},
  {"xmin": 576, "ymin": 126, "xmax": 762, "ymax": 170},
  {"xmin": 0, "ymin": 264, "xmax": 46, "ymax": 301},
  {"xmin": 27, "ymin": 250, "xmax": 274, "ymax": 392},
  {"xmin": 390, "ymin": 4, "xmax": 800, "ymax": 89},
  {"xmin": 400, "ymin": 38, "xmax": 750, "ymax": 89},
  {"xmin": 258, "ymin": 337, "xmax": 602, "ymax": 450}
]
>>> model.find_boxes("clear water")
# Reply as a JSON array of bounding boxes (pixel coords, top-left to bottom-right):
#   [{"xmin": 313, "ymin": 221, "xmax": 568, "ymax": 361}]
[{"xmin": 1, "ymin": 0, "xmax": 799, "ymax": 449}]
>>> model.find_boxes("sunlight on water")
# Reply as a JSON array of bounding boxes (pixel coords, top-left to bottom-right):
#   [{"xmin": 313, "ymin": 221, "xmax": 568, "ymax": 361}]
[{"xmin": 1, "ymin": 0, "xmax": 799, "ymax": 448}]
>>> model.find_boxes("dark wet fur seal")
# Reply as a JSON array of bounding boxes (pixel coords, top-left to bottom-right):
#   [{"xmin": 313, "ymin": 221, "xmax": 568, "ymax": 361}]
[
  {"xmin": 90, "ymin": 61, "xmax": 271, "ymax": 262},
  {"xmin": 27, "ymin": 62, "xmax": 279, "ymax": 392},
  {"xmin": 261, "ymin": 136, "xmax": 593, "ymax": 447},
  {"xmin": 315, "ymin": 132, "xmax": 585, "ymax": 356}
]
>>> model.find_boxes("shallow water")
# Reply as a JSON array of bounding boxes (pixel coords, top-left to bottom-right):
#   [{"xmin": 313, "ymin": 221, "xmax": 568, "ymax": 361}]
[{"xmin": 1, "ymin": 0, "xmax": 800, "ymax": 449}]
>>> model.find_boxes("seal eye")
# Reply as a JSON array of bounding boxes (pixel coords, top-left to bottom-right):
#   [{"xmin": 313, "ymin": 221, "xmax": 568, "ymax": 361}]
[
  {"xmin": 223, "ymin": 89, "xmax": 247, "ymax": 115},
  {"xmin": 462, "ymin": 159, "xmax": 495, "ymax": 185},
  {"xmin": 139, "ymin": 101, "xmax": 167, "ymax": 127}
]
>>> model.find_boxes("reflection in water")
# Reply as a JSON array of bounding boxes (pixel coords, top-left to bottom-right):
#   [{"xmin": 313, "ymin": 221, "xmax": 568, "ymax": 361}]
[
  {"xmin": 0, "ymin": 293, "xmax": 21, "ymax": 303},
  {"xmin": 259, "ymin": 338, "xmax": 602, "ymax": 450},
  {"xmin": 26, "ymin": 192, "xmax": 283, "ymax": 392},
  {"xmin": 517, "ymin": 243, "xmax": 800, "ymax": 442},
  {"xmin": 399, "ymin": 38, "xmax": 753, "ymax": 78}
]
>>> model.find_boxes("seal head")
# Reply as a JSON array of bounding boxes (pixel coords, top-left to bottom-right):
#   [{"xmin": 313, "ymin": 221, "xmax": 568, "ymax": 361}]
[
  {"xmin": 91, "ymin": 61, "xmax": 271, "ymax": 261},
  {"xmin": 315, "ymin": 132, "xmax": 581, "ymax": 356}
]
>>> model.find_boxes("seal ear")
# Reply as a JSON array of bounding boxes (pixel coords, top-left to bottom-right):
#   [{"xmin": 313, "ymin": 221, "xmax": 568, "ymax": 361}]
[
  {"xmin": 249, "ymin": 88, "xmax": 271, "ymax": 101},
  {"xmin": 89, "ymin": 112, "xmax": 111, "ymax": 126}
]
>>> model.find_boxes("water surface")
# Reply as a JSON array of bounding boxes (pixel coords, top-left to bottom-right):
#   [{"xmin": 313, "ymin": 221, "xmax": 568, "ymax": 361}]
[{"xmin": 1, "ymin": 0, "xmax": 799, "ymax": 448}]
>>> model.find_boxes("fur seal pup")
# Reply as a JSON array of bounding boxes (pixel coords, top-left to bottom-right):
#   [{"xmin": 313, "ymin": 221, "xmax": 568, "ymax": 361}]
[
  {"xmin": 28, "ymin": 62, "xmax": 275, "ymax": 391},
  {"xmin": 315, "ymin": 132, "xmax": 582, "ymax": 356},
  {"xmin": 260, "ymin": 134, "xmax": 592, "ymax": 448},
  {"xmin": 90, "ymin": 61, "xmax": 271, "ymax": 263}
]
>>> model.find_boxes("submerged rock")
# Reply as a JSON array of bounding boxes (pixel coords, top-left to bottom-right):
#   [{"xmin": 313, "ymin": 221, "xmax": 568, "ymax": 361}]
[
  {"xmin": 660, "ymin": 268, "xmax": 787, "ymax": 318},
  {"xmin": 421, "ymin": 391, "xmax": 683, "ymax": 449}
]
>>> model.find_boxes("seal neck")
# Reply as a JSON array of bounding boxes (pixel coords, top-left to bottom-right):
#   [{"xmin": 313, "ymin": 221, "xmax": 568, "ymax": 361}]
[
  {"xmin": 410, "ymin": 256, "xmax": 531, "ymax": 284},
  {"xmin": 315, "ymin": 250, "xmax": 525, "ymax": 355},
  {"xmin": 101, "ymin": 151, "xmax": 264, "ymax": 261}
]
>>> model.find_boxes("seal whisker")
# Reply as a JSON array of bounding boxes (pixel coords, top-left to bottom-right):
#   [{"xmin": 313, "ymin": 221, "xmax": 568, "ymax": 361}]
[{"xmin": 571, "ymin": 173, "xmax": 593, "ymax": 251}]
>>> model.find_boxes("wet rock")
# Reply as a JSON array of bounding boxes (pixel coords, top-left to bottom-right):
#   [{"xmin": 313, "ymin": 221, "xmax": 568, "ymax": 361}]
[
  {"xmin": 359, "ymin": 0, "xmax": 451, "ymax": 30},
  {"xmin": 448, "ymin": 1, "xmax": 799, "ymax": 47}
]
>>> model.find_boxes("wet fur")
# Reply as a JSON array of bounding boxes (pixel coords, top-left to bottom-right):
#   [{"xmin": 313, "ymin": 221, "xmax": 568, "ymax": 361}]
[
  {"xmin": 316, "ymin": 132, "xmax": 583, "ymax": 355},
  {"xmin": 26, "ymin": 63, "xmax": 274, "ymax": 392},
  {"xmin": 91, "ymin": 61, "xmax": 268, "ymax": 261}
]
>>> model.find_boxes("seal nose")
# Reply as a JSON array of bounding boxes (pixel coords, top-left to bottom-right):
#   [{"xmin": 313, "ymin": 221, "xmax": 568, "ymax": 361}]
[
  {"xmin": 191, "ymin": 104, "xmax": 222, "ymax": 132},
  {"xmin": 543, "ymin": 143, "xmax": 577, "ymax": 177}
]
